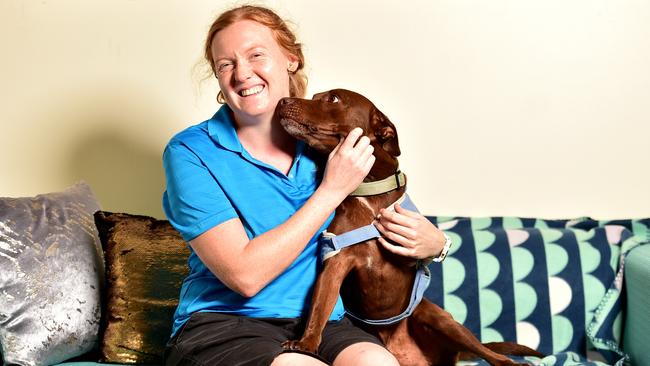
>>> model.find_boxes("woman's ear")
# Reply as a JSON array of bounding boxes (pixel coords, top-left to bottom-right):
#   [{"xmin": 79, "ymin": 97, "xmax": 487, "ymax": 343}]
[{"xmin": 287, "ymin": 53, "xmax": 300, "ymax": 73}]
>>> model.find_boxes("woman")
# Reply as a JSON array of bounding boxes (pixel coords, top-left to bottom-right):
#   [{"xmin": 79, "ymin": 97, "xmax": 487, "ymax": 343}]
[{"xmin": 162, "ymin": 5, "xmax": 447, "ymax": 366}]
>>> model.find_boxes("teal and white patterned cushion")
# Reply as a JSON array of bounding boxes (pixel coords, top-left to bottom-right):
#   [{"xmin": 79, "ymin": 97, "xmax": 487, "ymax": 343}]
[{"xmin": 423, "ymin": 217, "xmax": 649, "ymax": 366}]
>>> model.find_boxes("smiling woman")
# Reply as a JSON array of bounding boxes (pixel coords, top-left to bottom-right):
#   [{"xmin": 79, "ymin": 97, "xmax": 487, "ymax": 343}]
[{"xmin": 159, "ymin": 4, "xmax": 444, "ymax": 366}]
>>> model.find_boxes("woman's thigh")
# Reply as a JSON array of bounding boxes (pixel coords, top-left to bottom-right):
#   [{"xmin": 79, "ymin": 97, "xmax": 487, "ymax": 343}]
[
  {"xmin": 317, "ymin": 316, "xmax": 385, "ymax": 362},
  {"xmin": 332, "ymin": 341, "xmax": 400, "ymax": 366},
  {"xmin": 271, "ymin": 352, "xmax": 327, "ymax": 366},
  {"xmin": 164, "ymin": 313, "xmax": 390, "ymax": 366},
  {"xmin": 164, "ymin": 312, "xmax": 288, "ymax": 366}
]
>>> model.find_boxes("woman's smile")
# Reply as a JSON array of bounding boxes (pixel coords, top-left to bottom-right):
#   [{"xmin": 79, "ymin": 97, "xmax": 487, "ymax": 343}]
[{"xmin": 240, "ymin": 85, "xmax": 265, "ymax": 97}]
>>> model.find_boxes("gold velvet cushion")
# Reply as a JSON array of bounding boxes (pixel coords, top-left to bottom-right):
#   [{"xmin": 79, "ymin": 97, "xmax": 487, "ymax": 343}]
[
  {"xmin": 0, "ymin": 182, "xmax": 103, "ymax": 366},
  {"xmin": 94, "ymin": 211, "xmax": 189, "ymax": 364}
]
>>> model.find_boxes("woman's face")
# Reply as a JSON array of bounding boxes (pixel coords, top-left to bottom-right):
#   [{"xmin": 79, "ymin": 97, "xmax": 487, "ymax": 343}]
[{"xmin": 211, "ymin": 20, "xmax": 297, "ymax": 123}]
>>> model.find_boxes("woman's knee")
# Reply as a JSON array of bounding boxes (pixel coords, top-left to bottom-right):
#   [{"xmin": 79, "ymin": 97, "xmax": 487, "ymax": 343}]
[
  {"xmin": 271, "ymin": 352, "xmax": 328, "ymax": 366},
  {"xmin": 333, "ymin": 342, "xmax": 399, "ymax": 366}
]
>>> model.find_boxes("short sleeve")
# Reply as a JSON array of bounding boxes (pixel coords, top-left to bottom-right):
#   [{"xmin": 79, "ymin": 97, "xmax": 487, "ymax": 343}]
[{"xmin": 162, "ymin": 142, "xmax": 238, "ymax": 242}]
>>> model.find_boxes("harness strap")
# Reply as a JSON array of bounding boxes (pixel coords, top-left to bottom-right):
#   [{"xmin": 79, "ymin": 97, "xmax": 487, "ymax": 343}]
[
  {"xmin": 320, "ymin": 194, "xmax": 418, "ymax": 261},
  {"xmin": 345, "ymin": 265, "xmax": 430, "ymax": 325},
  {"xmin": 318, "ymin": 193, "xmax": 430, "ymax": 325}
]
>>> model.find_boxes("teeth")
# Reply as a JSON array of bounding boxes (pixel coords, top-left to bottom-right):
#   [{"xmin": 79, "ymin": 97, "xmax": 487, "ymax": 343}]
[{"xmin": 241, "ymin": 85, "xmax": 264, "ymax": 97}]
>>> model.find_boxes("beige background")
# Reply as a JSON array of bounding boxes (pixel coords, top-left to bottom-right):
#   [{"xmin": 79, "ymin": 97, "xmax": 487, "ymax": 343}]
[{"xmin": 1, "ymin": 0, "xmax": 648, "ymax": 219}]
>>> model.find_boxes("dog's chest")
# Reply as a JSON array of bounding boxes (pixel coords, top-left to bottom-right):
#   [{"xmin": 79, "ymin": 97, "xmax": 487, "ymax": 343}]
[{"xmin": 329, "ymin": 198, "xmax": 378, "ymax": 235}]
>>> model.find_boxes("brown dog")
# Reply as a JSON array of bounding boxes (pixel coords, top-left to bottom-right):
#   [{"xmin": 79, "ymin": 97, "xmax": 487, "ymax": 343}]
[{"xmin": 275, "ymin": 89, "xmax": 543, "ymax": 366}]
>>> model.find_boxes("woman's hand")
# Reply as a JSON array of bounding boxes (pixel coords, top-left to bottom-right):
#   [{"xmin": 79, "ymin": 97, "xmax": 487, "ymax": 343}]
[
  {"xmin": 375, "ymin": 203, "xmax": 446, "ymax": 260},
  {"xmin": 319, "ymin": 127, "xmax": 375, "ymax": 200}
]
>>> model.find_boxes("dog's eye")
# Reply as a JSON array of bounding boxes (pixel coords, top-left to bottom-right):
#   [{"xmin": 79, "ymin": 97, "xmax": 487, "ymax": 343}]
[{"xmin": 328, "ymin": 95, "xmax": 340, "ymax": 103}]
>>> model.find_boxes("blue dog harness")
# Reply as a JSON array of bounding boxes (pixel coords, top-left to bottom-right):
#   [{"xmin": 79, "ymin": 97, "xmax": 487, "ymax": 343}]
[{"xmin": 319, "ymin": 193, "xmax": 431, "ymax": 325}]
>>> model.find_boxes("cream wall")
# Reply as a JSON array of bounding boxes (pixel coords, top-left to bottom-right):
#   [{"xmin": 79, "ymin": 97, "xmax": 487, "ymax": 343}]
[{"xmin": 1, "ymin": 0, "xmax": 649, "ymax": 219}]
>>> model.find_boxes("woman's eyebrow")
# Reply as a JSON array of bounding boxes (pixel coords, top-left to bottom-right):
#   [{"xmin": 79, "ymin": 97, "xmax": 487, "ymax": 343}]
[
  {"xmin": 215, "ymin": 45, "xmax": 268, "ymax": 61},
  {"xmin": 245, "ymin": 44, "xmax": 268, "ymax": 53}
]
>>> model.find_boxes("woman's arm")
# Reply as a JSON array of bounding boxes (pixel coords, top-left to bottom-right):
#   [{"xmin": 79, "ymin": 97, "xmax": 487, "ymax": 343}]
[
  {"xmin": 189, "ymin": 128, "xmax": 374, "ymax": 297},
  {"xmin": 190, "ymin": 186, "xmax": 344, "ymax": 297}
]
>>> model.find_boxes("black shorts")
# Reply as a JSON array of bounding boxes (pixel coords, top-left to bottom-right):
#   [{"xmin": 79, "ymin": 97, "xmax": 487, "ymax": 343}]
[{"xmin": 163, "ymin": 312, "xmax": 383, "ymax": 366}]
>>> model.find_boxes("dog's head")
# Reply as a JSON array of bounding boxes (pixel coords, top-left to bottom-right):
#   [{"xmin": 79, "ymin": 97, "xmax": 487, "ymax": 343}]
[{"xmin": 276, "ymin": 89, "xmax": 400, "ymax": 158}]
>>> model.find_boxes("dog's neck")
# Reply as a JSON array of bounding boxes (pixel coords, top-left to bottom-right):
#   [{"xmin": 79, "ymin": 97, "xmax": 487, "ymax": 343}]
[
  {"xmin": 364, "ymin": 150, "xmax": 399, "ymax": 183},
  {"xmin": 329, "ymin": 151, "xmax": 404, "ymax": 235}
]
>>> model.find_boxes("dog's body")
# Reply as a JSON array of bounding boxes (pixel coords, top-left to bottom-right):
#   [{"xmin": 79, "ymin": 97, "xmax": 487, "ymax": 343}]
[{"xmin": 276, "ymin": 89, "xmax": 543, "ymax": 366}]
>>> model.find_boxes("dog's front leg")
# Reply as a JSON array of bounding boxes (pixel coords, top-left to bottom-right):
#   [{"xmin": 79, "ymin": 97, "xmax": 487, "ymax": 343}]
[{"xmin": 282, "ymin": 255, "xmax": 355, "ymax": 354}]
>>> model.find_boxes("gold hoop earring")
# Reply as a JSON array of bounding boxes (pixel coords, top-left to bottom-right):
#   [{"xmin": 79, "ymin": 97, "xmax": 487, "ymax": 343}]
[{"xmin": 217, "ymin": 91, "xmax": 226, "ymax": 104}]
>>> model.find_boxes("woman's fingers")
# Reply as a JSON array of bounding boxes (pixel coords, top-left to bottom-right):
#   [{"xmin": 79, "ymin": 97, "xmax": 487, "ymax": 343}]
[
  {"xmin": 321, "ymin": 127, "xmax": 376, "ymax": 197},
  {"xmin": 375, "ymin": 205, "xmax": 446, "ymax": 259},
  {"xmin": 376, "ymin": 220, "xmax": 416, "ymax": 243},
  {"xmin": 393, "ymin": 203, "xmax": 422, "ymax": 219},
  {"xmin": 339, "ymin": 127, "xmax": 364, "ymax": 153},
  {"xmin": 378, "ymin": 206, "xmax": 417, "ymax": 228},
  {"xmin": 362, "ymin": 154, "xmax": 376, "ymax": 175},
  {"xmin": 377, "ymin": 236, "xmax": 412, "ymax": 257}
]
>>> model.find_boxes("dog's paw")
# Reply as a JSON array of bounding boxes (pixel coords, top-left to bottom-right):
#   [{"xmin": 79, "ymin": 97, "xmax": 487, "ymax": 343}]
[{"xmin": 281, "ymin": 339, "xmax": 318, "ymax": 354}]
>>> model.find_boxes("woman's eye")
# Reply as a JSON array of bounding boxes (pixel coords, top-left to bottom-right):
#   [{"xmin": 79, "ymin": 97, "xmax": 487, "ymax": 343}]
[{"xmin": 217, "ymin": 63, "xmax": 234, "ymax": 73}]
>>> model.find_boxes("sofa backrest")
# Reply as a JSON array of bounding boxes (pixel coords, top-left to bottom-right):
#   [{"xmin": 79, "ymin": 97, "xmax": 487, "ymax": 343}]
[{"xmin": 423, "ymin": 216, "xmax": 649, "ymax": 364}]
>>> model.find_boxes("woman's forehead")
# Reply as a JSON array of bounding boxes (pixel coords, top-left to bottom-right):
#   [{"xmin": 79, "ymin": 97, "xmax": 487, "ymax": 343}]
[{"xmin": 211, "ymin": 20, "xmax": 278, "ymax": 54}]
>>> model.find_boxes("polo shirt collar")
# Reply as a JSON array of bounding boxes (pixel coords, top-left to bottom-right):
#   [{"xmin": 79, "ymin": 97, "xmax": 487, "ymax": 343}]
[
  {"xmin": 207, "ymin": 105, "xmax": 243, "ymax": 153},
  {"xmin": 206, "ymin": 105, "xmax": 307, "ymax": 176}
]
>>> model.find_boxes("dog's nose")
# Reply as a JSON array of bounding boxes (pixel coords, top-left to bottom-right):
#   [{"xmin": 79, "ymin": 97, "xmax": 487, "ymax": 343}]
[{"xmin": 279, "ymin": 97, "xmax": 291, "ymax": 106}]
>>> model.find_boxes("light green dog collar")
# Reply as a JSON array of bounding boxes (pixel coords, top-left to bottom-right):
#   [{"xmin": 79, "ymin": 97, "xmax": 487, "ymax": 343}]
[{"xmin": 349, "ymin": 171, "xmax": 406, "ymax": 196}]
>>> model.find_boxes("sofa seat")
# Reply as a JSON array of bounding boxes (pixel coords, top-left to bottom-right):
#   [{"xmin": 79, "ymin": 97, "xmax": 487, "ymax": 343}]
[
  {"xmin": 1, "ymin": 184, "xmax": 646, "ymax": 366},
  {"xmin": 52, "ymin": 216, "xmax": 649, "ymax": 366}
]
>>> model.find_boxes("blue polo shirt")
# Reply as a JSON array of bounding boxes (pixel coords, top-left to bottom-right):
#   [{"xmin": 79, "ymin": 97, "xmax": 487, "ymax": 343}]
[{"xmin": 162, "ymin": 105, "xmax": 346, "ymax": 338}]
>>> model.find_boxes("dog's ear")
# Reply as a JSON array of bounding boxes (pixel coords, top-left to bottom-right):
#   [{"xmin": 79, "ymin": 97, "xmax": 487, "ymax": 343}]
[{"xmin": 371, "ymin": 107, "xmax": 400, "ymax": 156}]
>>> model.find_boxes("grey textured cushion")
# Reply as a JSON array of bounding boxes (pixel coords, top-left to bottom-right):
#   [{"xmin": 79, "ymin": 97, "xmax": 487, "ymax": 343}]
[{"xmin": 0, "ymin": 182, "xmax": 104, "ymax": 366}]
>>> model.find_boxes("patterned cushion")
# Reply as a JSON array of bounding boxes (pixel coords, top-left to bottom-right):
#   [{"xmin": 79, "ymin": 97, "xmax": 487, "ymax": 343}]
[
  {"xmin": 424, "ymin": 217, "xmax": 649, "ymax": 366},
  {"xmin": 94, "ymin": 211, "xmax": 189, "ymax": 364},
  {"xmin": 0, "ymin": 183, "xmax": 103, "ymax": 366}
]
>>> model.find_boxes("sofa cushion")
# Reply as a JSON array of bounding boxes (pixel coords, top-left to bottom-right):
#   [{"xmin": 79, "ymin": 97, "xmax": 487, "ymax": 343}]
[
  {"xmin": 94, "ymin": 211, "xmax": 189, "ymax": 364},
  {"xmin": 424, "ymin": 217, "xmax": 647, "ymax": 365},
  {"xmin": 0, "ymin": 183, "xmax": 104, "ymax": 366}
]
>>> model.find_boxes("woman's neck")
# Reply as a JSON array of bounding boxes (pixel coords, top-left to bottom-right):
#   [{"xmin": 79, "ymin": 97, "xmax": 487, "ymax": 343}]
[
  {"xmin": 232, "ymin": 110, "xmax": 297, "ymax": 174},
  {"xmin": 235, "ymin": 116, "xmax": 292, "ymax": 149}
]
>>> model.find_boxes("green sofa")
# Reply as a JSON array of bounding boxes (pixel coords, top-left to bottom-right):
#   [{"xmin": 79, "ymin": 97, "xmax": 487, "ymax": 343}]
[{"xmin": 1, "ymin": 184, "xmax": 648, "ymax": 366}]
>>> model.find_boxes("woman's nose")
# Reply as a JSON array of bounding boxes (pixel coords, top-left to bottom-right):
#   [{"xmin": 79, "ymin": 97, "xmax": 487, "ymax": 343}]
[{"xmin": 234, "ymin": 61, "xmax": 253, "ymax": 82}]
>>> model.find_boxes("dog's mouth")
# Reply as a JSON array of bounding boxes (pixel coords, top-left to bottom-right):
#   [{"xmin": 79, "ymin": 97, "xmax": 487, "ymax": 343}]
[
  {"xmin": 280, "ymin": 118, "xmax": 339, "ymax": 138},
  {"xmin": 279, "ymin": 117, "xmax": 341, "ymax": 153},
  {"xmin": 280, "ymin": 117, "xmax": 311, "ymax": 135}
]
